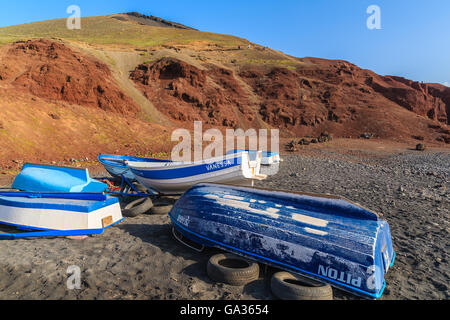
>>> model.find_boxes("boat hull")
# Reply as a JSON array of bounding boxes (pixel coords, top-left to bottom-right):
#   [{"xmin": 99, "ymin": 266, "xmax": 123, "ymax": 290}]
[
  {"xmin": 169, "ymin": 184, "xmax": 395, "ymax": 299},
  {"xmin": 103, "ymin": 162, "xmax": 135, "ymax": 181},
  {"xmin": 0, "ymin": 192, "xmax": 123, "ymax": 234},
  {"xmin": 12, "ymin": 164, "xmax": 108, "ymax": 193},
  {"xmin": 127, "ymin": 152, "xmax": 265, "ymax": 195},
  {"xmin": 98, "ymin": 154, "xmax": 170, "ymax": 181}
]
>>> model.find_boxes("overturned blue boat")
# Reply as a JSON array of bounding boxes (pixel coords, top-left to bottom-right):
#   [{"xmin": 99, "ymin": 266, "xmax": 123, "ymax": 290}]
[
  {"xmin": 12, "ymin": 163, "xmax": 108, "ymax": 193},
  {"xmin": 169, "ymin": 184, "xmax": 395, "ymax": 299}
]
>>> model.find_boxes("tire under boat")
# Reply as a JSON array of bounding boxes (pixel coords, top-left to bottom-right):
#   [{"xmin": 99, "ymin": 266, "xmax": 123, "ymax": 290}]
[{"xmin": 169, "ymin": 183, "xmax": 395, "ymax": 299}]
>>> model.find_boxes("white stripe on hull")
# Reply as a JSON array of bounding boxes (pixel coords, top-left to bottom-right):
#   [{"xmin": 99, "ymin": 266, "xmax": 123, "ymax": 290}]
[{"xmin": 0, "ymin": 202, "xmax": 123, "ymax": 231}]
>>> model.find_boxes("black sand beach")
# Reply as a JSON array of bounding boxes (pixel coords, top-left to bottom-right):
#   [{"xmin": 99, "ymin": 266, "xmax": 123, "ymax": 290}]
[{"xmin": 0, "ymin": 150, "xmax": 448, "ymax": 300}]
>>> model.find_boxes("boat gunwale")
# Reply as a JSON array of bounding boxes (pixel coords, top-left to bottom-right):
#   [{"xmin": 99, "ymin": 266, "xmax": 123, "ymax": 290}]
[
  {"xmin": 0, "ymin": 217, "xmax": 124, "ymax": 239},
  {"xmin": 20, "ymin": 163, "xmax": 88, "ymax": 172},
  {"xmin": 191, "ymin": 183, "xmax": 382, "ymax": 219},
  {"xmin": 98, "ymin": 154, "xmax": 170, "ymax": 169},
  {"xmin": 0, "ymin": 192, "xmax": 118, "ymax": 213}
]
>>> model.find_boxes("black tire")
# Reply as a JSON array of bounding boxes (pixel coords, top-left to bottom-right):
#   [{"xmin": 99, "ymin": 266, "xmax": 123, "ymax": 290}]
[
  {"xmin": 150, "ymin": 203, "xmax": 173, "ymax": 215},
  {"xmin": 207, "ymin": 253, "xmax": 259, "ymax": 286},
  {"xmin": 132, "ymin": 182, "xmax": 148, "ymax": 193},
  {"xmin": 122, "ymin": 197, "xmax": 153, "ymax": 217},
  {"xmin": 271, "ymin": 272, "xmax": 333, "ymax": 300}
]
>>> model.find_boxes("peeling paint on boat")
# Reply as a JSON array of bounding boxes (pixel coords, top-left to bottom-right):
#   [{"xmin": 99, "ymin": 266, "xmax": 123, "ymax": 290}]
[
  {"xmin": 213, "ymin": 196, "xmax": 281, "ymax": 219},
  {"xmin": 304, "ymin": 227, "xmax": 328, "ymax": 236},
  {"xmin": 223, "ymin": 195, "xmax": 246, "ymax": 201},
  {"xmin": 169, "ymin": 183, "xmax": 395, "ymax": 300},
  {"xmin": 290, "ymin": 213, "xmax": 328, "ymax": 227},
  {"xmin": 206, "ymin": 192, "xmax": 328, "ymax": 227}
]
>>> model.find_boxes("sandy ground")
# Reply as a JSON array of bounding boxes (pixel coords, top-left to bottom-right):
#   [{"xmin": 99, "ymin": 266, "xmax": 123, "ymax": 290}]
[{"xmin": 0, "ymin": 142, "xmax": 448, "ymax": 300}]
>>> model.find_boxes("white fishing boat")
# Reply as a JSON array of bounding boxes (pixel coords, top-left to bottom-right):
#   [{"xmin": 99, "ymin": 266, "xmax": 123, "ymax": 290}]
[
  {"xmin": 126, "ymin": 152, "xmax": 267, "ymax": 195},
  {"xmin": 0, "ymin": 192, "xmax": 123, "ymax": 239}
]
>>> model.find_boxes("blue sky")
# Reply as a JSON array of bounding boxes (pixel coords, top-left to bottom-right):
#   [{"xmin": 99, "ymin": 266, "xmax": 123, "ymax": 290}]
[{"xmin": 0, "ymin": 0, "xmax": 448, "ymax": 85}]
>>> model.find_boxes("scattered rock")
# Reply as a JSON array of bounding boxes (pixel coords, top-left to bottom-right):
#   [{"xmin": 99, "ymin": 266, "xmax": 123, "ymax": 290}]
[
  {"xmin": 65, "ymin": 235, "xmax": 89, "ymax": 240},
  {"xmin": 298, "ymin": 138, "xmax": 310, "ymax": 146},
  {"xmin": 360, "ymin": 133, "xmax": 374, "ymax": 140},
  {"xmin": 318, "ymin": 132, "xmax": 333, "ymax": 143},
  {"xmin": 436, "ymin": 135, "xmax": 450, "ymax": 144},
  {"xmin": 286, "ymin": 140, "xmax": 298, "ymax": 152},
  {"xmin": 416, "ymin": 144, "xmax": 426, "ymax": 151}
]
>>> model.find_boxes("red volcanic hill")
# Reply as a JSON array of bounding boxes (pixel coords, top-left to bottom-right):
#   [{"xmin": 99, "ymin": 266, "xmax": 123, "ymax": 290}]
[
  {"xmin": 130, "ymin": 58, "xmax": 256, "ymax": 129},
  {"xmin": 0, "ymin": 39, "xmax": 139, "ymax": 115},
  {"xmin": 130, "ymin": 56, "xmax": 450, "ymax": 143},
  {"xmin": 0, "ymin": 13, "xmax": 448, "ymax": 169}
]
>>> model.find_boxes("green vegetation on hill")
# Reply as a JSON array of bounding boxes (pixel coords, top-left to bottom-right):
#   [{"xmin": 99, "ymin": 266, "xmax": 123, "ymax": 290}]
[{"xmin": 0, "ymin": 15, "xmax": 249, "ymax": 47}]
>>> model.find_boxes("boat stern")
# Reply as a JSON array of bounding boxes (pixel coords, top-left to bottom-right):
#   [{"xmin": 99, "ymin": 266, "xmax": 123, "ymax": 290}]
[
  {"xmin": 375, "ymin": 219, "xmax": 395, "ymax": 275},
  {"xmin": 350, "ymin": 219, "xmax": 395, "ymax": 299}
]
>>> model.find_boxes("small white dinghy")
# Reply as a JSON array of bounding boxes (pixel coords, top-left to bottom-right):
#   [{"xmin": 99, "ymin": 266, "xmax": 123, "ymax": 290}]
[
  {"xmin": 0, "ymin": 192, "xmax": 123, "ymax": 239},
  {"xmin": 126, "ymin": 152, "xmax": 267, "ymax": 195}
]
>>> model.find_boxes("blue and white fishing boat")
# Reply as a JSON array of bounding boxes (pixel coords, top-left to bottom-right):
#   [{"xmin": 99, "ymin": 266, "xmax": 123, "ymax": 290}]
[
  {"xmin": 12, "ymin": 164, "xmax": 108, "ymax": 193},
  {"xmin": 227, "ymin": 150, "xmax": 281, "ymax": 166},
  {"xmin": 0, "ymin": 192, "xmax": 123, "ymax": 239},
  {"xmin": 98, "ymin": 154, "xmax": 171, "ymax": 181},
  {"xmin": 169, "ymin": 184, "xmax": 395, "ymax": 299},
  {"xmin": 126, "ymin": 152, "xmax": 267, "ymax": 195}
]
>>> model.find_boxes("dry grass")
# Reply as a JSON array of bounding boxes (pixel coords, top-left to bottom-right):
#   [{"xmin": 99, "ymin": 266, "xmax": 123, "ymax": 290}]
[{"xmin": 0, "ymin": 15, "xmax": 248, "ymax": 48}]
